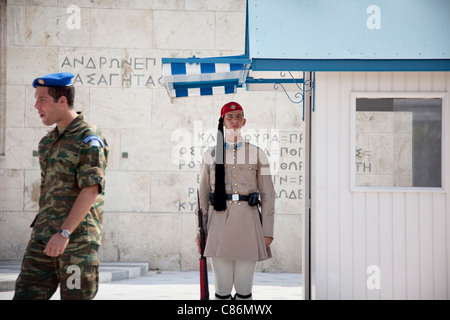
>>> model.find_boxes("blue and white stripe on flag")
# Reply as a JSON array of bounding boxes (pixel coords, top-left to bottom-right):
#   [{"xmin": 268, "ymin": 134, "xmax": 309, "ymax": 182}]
[{"xmin": 162, "ymin": 55, "xmax": 251, "ymax": 99}]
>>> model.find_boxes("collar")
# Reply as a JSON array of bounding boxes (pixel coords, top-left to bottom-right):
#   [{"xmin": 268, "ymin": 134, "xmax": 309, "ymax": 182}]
[
  {"xmin": 224, "ymin": 140, "xmax": 243, "ymax": 150},
  {"xmin": 65, "ymin": 112, "xmax": 84, "ymax": 133},
  {"xmin": 52, "ymin": 112, "xmax": 84, "ymax": 137}
]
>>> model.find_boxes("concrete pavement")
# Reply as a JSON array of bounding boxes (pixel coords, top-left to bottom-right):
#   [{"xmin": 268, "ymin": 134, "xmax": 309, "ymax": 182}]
[{"xmin": 0, "ymin": 261, "xmax": 302, "ymax": 300}]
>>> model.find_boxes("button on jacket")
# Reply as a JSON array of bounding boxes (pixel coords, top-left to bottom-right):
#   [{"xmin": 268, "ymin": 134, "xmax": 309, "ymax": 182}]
[
  {"xmin": 32, "ymin": 113, "xmax": 109, "ymax": 245},
  {"xmin": 198, "ymin": 141, "xmax": 275, "ymax": 261}
]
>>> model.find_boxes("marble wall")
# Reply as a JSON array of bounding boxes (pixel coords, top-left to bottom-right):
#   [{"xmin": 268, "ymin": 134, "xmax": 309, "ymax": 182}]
[
  {"xmin": 0, "ymin": 0, "xmax": 304, "ymax": 272},
  {"xmin": 355, "ymin": 111, "xmax": 413, "ymax": 187}
]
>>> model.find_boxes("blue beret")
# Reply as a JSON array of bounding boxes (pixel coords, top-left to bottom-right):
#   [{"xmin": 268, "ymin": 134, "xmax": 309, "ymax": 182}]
[{"xmin": 32, "ymin": 72, "xmax": 74, "ymax": 88}]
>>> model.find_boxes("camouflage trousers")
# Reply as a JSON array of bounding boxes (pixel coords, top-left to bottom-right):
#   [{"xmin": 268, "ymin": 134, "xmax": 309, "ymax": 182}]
[{"xmin": 13, "ymin": 239, "xmax": 100, "ymax": 300}]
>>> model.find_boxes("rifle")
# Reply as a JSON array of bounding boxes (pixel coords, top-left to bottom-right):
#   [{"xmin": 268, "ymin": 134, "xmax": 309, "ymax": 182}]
[{"xmin": 197, "ymin": 190, "xmax": 209, "ymax": 300}]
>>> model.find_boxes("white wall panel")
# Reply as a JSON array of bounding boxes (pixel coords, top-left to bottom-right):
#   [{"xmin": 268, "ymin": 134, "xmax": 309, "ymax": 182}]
[{"xmin": 312, "ymin": 71, "xmax": 449, "ymax": 299}]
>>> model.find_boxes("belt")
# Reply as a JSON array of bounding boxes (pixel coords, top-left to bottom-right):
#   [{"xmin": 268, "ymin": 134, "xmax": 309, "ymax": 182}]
[
  {"xmin": 209, "ymin": 192, "xmax": 249, "ymax": 202},
  {"xmin": 226, "ymin": 194, "xmax": 249, "ymax": 201}
]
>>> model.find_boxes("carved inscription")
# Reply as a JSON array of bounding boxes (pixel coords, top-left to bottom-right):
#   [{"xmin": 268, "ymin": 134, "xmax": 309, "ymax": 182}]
[
  {"xmin": 60, "ymin": 55, "xmax": 162, "ymax": 87},
  {"xmin": 173, "ymin": 122, "xmax": 305, "ymax": 212}
]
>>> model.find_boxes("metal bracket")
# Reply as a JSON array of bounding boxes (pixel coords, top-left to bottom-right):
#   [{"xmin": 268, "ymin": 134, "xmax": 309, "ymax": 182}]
[
  {"xmin": 276, "ymin": 71, "xmax": 314, "ymax": 121},
  {"xmin": 245, "ymin": 71, "xmax": 315, "ymax": 120},
  {"xmin": 275, "ymin": 71, "xmax": 314, "ymax": 102},
  {"xmin": 274, "ymin": 71, "xmax": 304, "ymax": 104}
]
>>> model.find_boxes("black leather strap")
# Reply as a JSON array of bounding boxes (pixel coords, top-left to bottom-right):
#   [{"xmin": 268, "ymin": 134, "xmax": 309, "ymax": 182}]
[
  {"xmin": 215, "ymin": 293, "xmax": 232, "ymax": 300},
  {"xmin": 235, "ymin": 292, "xmax": 252, "ymax": 299},
  {"xmin": 225, "ymin": 194, "xmax": 249, "ymax": 201}
]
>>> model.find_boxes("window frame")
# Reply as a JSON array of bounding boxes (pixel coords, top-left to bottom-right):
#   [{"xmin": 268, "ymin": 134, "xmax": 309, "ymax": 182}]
[
  {"xmin": 350, "ymin": 92, "xmax": 447, "ymax": 193},
  {"xmin": 0, "ymin": 0, "xmax": 6, "ymax": 157}
]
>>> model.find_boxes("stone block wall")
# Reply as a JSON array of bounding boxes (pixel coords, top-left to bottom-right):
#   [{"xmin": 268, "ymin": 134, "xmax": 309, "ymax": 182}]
[{"xmin": 0, "ymin": 0, "xmax": 304, "ymax": 272}]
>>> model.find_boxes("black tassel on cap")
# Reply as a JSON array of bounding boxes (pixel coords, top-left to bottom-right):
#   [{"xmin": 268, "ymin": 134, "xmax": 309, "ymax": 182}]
[{"xmin": 214, "ymin": 117, "xmax": 227, "ymax": 211}]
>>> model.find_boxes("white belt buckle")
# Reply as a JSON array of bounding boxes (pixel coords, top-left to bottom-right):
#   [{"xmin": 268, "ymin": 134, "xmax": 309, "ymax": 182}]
[{"xmin": 232, "ymin": 194, "xmax": 239, "ymax": 201}]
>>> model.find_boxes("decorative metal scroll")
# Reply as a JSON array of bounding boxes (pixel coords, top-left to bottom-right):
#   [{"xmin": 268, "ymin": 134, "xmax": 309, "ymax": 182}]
[
  {"xmin": 273, "ymin": 71, "xmax": 315, "ymax": 121},
  {"xmin": 273, "ymin": 71, "xmax": 314, "ymax": 104}
]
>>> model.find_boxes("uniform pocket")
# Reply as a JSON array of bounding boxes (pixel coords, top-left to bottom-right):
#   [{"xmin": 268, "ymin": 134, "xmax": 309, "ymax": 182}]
[{"xmin": 242, "ymin": 164, "xmax": 258, "ymax": 188}]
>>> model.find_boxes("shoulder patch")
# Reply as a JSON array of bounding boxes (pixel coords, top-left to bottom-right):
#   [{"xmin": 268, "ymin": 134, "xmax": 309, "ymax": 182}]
[{"xmin": 83, "ymin": 135, "xmax": 105, "ymax": 147}]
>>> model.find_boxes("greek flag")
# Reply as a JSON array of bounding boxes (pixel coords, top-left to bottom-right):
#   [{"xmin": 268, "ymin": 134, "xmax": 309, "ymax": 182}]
[{"xmin": 162, "ymin": 55, "xmax": 251, "ymax": 99}]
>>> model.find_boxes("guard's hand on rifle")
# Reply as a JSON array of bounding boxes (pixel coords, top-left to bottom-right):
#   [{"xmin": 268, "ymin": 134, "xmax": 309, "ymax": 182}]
[
  {"xmin": 195, "ymin": 234, "xmax": 201, "ymax": 255},
  {"xmin": 195, "ymin": 234, "xmax": 206, "ymax": 255}
]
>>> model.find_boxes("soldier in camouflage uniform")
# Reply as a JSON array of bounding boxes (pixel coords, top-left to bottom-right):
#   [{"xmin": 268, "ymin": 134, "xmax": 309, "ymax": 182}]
[{"xmin": 13, "ymin": 72, "xmax": 109, "ymax": 300}]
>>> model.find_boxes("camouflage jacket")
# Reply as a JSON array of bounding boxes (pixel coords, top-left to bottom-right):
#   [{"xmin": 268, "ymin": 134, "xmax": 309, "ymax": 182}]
[{"xmin": 31, "ymin": 113, "xmax": 109, "ymax": 245}]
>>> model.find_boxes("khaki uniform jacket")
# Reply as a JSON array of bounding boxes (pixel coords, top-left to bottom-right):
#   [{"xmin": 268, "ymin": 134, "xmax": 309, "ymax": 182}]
[{"xmin": 198, "ymin": 141, "xmax": 275, "ymax": 261}]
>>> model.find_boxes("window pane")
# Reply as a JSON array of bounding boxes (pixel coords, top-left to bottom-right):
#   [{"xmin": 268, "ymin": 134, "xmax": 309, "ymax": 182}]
[{"xmin": 355, "ymin": 98, "xmax": 442, "ymax": 188}]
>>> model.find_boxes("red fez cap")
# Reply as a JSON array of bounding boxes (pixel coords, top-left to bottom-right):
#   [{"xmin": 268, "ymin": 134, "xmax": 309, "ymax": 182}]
[{"xmin": 220, "ymin": 101, "xmax": 243, "ymax": 118}]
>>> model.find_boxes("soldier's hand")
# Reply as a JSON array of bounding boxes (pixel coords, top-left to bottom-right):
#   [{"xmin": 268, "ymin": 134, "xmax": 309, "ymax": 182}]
[
  {"xmin": 195, "ymin": 234, "xmax": 208, "ymax": 255},
  {"xmin": 43, "ymin": 233, "xmax": 70, "ymax": 257},
  {"xmin": 195, "ymin": 234, "xmax": 201, "ymax": 255},
  {"xmin": 264, "ymin": 236, "xmax": 273, "ymax": 247}
]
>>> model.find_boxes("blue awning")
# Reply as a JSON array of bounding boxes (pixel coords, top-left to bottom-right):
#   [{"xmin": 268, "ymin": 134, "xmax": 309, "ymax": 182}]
[
  {"xmin": 161, "ymin": 0, "xmax": 450, "ymax": 101},
  {"xmin": 246, "ymin": 0, "xmax": 450, "ymax": 72},
  {"xmin": 161, "ymin": 55, "xmax": 251, "ymax": 99}
]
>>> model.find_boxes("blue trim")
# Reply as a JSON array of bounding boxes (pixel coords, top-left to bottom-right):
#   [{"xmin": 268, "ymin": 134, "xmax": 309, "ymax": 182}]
[
  {"xmin": 201, "ymin": 63, "xmax": 215, "ymax": 73},
  {"xmin": 174, "ymin": 86, "xmax": 235, "ymax": 97},
  {"xmin": 171, "ymin": 63, "xmax": 187, "ymax": 75},
  {"xmin": 225, "ymin": 86, "xmax": 235, "ymax": 94},
  {"xmin": 250, "ymin": 59, "xmax": 450, "ymax": 72},
  {"xmin": 230, "ymin": 63, "xmax": 244, "ymax": 71},
  {"xmin": 175, "ymin": 88, "xmax": 188, "ymax": 97},
  {"xmin": 162, "ymin": 55, "xmax": 251, "ymax": 65},
  {"xmin": 200, "ymin": 87, "xmax": 213, "ymax": 96},
  {"xmin": 246, "ymin": 77, "xmax": 304, "ymax": 84},
  {"xmin": 245, "ymin": 0, "xmax": 249, "ymax": 58},
  {"xmin": 173, "ymin": 79, "xmax": 240, "ymax": 90}
]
